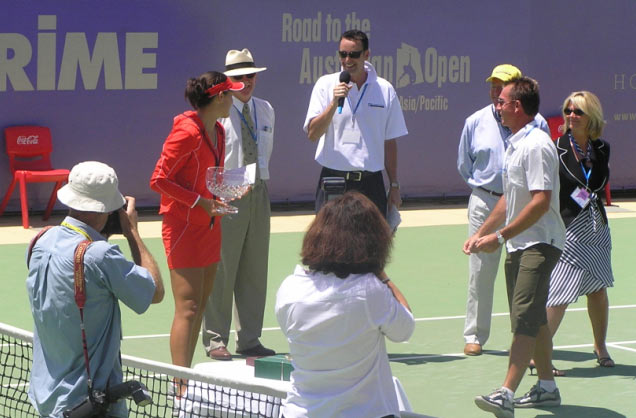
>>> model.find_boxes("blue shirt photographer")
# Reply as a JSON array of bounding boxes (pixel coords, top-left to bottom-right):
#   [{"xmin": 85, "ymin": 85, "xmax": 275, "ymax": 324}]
[{"xmin": 27, "ymin": 216, "xmax": 156, "ymax": 417}]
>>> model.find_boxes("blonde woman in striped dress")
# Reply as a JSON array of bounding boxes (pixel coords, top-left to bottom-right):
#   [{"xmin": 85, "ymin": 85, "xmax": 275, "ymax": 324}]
[{"xmin": 547, "ymin": 91, "xmax": 614, "ymax": 372}]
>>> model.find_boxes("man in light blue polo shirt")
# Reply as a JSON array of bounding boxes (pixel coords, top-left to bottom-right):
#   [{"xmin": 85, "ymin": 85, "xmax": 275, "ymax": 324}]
[
  {"xmin": 26, "ymin": 161, "xmax": 164, "ymax": 417},
  {"xmin": 457, "ymin": 64, "xmax": 550, "ymax": 356}
]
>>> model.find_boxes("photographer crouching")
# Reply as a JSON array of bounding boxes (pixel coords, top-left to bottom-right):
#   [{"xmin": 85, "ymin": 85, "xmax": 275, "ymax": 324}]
[{"xmin": 26, "ymin": 161, "xmax": 164, "ymax": 417}]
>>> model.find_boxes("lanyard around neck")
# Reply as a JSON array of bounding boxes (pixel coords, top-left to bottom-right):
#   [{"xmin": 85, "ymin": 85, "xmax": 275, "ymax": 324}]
[
  {"xmin": 61, "ymin": 221, "xmax": 93, "ymax": 242},
  {"xmin": 569, "ymin": 134, "xmax": 592, "ymax": 186},
  {"xmin": 234, "ymin": 102, "xmax": 258, "ymax": 142},
  {"xmin": 346, "ymin": 83, "xmax": 369, "ymax": 116}
]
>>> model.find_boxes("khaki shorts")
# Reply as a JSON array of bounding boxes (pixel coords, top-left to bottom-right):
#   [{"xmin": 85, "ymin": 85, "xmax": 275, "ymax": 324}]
[{"xmin": 505, "ymin": 243, "xmax": 562, "ymax": 337}]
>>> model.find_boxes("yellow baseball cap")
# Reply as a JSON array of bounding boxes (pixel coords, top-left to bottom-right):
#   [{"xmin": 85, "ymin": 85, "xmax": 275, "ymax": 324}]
[{"xmin": 486, "ymin": 64, "xmax": 522, "ymax": 83}]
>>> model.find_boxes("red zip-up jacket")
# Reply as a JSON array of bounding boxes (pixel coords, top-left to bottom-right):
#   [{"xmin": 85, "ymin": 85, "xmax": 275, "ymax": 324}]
[{"xmin": 150, "ymin": 111, "xmax": 225, "ymax": 226}]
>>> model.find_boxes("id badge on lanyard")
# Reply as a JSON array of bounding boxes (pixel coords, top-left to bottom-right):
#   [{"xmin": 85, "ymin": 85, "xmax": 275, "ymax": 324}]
[
  {"xmin": 569, "ymin": 135, "xmax": 593, "ymax": 208},
  {"xmin": 571, "ymin": 187, "xmax": 591, "ymax": 208},
  {"xmin": 341, "ymin": 84, "xmax": 368, "ymax": 145}
]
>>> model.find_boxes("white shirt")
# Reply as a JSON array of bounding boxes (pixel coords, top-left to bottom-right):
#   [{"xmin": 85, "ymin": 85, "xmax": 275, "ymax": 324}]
[
  {"xmin": 221, "ymin": 96, "xmax": 275, "ymax": 179},
  {"xmin": 503, "ymin": 120, "xmax": 566, "ymax": 252},
  {"xmin": 303, "ymin": 61, "xmax": 408, "ymax": 172},
  {"xmin": 275, "ymin": 265, "xmax": 415, "ymax": 418}
]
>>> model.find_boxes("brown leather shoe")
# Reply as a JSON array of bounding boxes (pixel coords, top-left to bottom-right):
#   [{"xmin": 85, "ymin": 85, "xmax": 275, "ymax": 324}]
[
  {"xmin": 208, "ymin": 346, "xmax": 232, "ymax": 361},
  {"xmin": 464, "ymin": 343, "xmax": 482, "ymax": 356}
]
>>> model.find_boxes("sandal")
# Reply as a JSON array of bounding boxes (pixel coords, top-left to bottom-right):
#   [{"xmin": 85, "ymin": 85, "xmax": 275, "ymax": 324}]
[
  {"xmin": 593, "ymin": 350, "xmax": 615, "ymax": 368},
  {"xmin": 552, "ymin": 366, "xmax": 566, "ymax": 376},
  {"xmin": 528, "ymin": 360, "xmax": 566, "ymax": 376}
]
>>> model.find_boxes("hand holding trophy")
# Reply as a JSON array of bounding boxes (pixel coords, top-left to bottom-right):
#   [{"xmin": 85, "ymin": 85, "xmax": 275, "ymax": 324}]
[{"xmin": 205, "ymin": 164, "xmax": 255, "ymax": 214}]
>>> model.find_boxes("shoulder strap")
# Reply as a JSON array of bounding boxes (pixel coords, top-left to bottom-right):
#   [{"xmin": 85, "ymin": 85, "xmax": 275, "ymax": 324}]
[
  {"xmin": 74, "ymin": 240, "xmax": 92, "ymax": 309},
  {"xmin": 26, "ymin": 226, "xmax": 54, "ymax": 268},
  {"xmin": 73, "ymin": 239, "xmax": 95, "ymax": 392}
]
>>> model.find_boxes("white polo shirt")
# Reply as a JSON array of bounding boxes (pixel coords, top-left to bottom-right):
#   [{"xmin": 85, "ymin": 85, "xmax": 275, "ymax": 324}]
[
  {"xmin": 503, "ymin": 120, "xmax": 566, "ymax": 252},
  {"xmin": 303, "ymin": 62, "xmax": 408, "ymax": 172},
  {"xmin": 221, "ymin": 96, "xmax": 275, "ymax": 179}
]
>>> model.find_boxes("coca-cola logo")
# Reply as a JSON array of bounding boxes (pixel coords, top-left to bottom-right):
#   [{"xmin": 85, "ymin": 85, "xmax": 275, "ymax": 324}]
[{"xmin": 16, "ymin": 135, "xmax": 39, "ymax": 145}]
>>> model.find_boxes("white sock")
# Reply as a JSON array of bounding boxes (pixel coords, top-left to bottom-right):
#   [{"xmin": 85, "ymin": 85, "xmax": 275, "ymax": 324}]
[
  {"xmin": 539, "ymin": 379, "xmax": 557, "ymax": 392},
  {"xmin": 500, "ymin": 386, "xmax": 514, "ymax": 400}
]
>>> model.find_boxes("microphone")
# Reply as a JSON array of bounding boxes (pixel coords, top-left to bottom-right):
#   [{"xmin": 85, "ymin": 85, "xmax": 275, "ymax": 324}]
[{"xmin": 337, "ymin": 71, "xmax": 350, "ymax": 114}]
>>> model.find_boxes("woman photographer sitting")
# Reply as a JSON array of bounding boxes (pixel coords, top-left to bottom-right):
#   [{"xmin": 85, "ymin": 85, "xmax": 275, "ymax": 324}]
[{"xmin": 275, "ymin": 191, "xmax": 415, "ymax": 418}]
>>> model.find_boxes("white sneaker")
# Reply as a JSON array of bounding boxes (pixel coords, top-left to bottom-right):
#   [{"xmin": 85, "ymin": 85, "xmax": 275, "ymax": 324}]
[
  {"xmin": 513, "ymin": 383, "xmax": 561, "ymax": 408},
  {"xmin": 475, "ymin": 388, "xmax": 514, "ymax": 418}
]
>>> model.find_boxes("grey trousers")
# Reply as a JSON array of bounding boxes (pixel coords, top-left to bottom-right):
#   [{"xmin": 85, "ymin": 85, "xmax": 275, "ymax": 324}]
[{"xmin": 202, "ymin": 180, "xmax": 271, "ymax": 352}]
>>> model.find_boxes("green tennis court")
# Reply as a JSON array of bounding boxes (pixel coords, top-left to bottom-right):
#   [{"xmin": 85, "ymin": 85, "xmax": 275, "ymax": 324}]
[{"xmin": 2, "ymin": 201, "xmax": 635, "ymax": 417}]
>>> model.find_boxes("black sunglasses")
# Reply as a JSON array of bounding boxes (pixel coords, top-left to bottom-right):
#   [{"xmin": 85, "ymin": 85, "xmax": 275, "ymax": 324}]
[
  {"xmin": 564, "ymin": 108, "xmax": 584, "ymax": 116},
  {"xmin": 231, "ymin": 73, "xmax": 256, "ymax": 81},
  {"xmin": 338, "ymin": 50, "xmax": 364, "ymax": 59}
]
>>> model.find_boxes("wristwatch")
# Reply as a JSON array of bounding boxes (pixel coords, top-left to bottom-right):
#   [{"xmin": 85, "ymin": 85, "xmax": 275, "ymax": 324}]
[
  {"xmin": 495, "ymin": 230, "xmax": 505, "ymax": 245},
  {"xmin": 390, "ymin": 181, "xmax": 400, "ymax": 189}
]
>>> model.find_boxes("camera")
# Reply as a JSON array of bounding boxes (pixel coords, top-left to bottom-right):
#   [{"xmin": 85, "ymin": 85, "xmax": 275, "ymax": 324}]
[
  {"xmin": 63, "ymin": 380, "xmax": 152, "ymax": 418},
  {"xmin": 101, "ymin": 202, "xmax": 128, "ymax": 237},
  {"xmin": 320, "ymin": 177, "xmax": 346, "ymax": 201}
]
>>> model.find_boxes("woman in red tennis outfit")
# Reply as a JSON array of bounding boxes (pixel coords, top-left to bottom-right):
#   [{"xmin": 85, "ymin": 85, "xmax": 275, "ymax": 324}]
[{"xmin": 150, "ymin": 72, "xmax": 243, "ymax": 374}]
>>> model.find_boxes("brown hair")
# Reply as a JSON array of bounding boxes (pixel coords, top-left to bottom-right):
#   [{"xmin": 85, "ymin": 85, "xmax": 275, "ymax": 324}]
[
  {"xmin": 184, "ymin": 71, "xmax": 227, "ymax": 110},
  {"xmin": 505, "ymin": 76, "xmax": 540, "ymax": 117},
  {"xmin": 301, "ymin": 191, "xmax": 392, "ymax": 278}
]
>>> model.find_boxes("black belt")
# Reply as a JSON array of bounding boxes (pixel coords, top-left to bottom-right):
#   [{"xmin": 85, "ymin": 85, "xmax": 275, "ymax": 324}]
[
  {"xmin": 322, "ymin": 167, "xmax": 377, "ymax": 182},
  {"xmin": 478, "ymin": 186, "xmax": 503, "ymax": 197}
]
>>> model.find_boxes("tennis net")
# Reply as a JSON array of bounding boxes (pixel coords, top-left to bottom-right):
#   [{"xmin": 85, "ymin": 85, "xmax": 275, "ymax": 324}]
[{"xmin": 0, "ymin": 322, "xmax": 284, "ymax": 418}]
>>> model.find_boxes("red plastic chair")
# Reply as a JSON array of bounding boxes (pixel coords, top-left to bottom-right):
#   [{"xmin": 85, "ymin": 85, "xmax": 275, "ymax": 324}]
[
  {"xmin": 0, "ymin": 126, "xmax": 70, "ymax": 228},
  {"xmin": 546, "ymin": 115, "xmax": 565, "ymax": 140}
]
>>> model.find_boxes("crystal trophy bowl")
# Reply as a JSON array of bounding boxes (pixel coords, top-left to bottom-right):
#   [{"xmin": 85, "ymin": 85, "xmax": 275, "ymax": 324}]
[{"xmin": 206, "ymin": 166, "xmax": 252, "ymax": 214}]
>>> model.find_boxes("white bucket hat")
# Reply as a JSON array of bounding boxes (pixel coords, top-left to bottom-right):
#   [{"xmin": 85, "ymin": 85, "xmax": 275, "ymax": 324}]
[
  {"xmin": 224, "ymin": 48, "xmax": 267, "ymax": 77},
  {"xmin": 57, "ymin": 161, "xmax": 126, "ymax": 213}
]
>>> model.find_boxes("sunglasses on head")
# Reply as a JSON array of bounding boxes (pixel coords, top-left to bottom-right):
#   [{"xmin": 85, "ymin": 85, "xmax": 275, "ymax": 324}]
[
  {"xmin": 564, "ymin": 108, "xmax": 584, "ymax": 116},
  {"xmin": 231, "ymin": 73, "xmax": 256, "ymax": 81},
  {"xmin": 338, "ymin": 50, "xmax": 364, "ymax": 59}
]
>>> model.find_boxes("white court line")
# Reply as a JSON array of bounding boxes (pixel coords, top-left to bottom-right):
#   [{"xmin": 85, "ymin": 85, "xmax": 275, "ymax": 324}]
[
  {"xmin": 609, "ymin": 343, "xmax": 636, "ymax": 353},
  {"xmin": 388, "ymin": 341, "xmax": 636, "ymax": 362},
  {"xmin": 414, "ymin": 304, "xmax": 636, "ymax": 323},
  {"xmin": 122, "ymin": 305, "xmax": 636, "ymax": 340}
]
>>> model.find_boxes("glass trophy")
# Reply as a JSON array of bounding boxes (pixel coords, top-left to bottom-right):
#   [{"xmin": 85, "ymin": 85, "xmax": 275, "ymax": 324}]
[{"xmin": 205, "ymin": 166, "xmax": 253, "ymax": 214}]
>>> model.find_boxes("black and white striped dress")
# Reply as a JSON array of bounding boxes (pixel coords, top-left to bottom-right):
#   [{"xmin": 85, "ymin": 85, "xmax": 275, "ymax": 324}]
[{"xmin": 547, "ymin": 199, "xmax": 613, "ymax": 307}]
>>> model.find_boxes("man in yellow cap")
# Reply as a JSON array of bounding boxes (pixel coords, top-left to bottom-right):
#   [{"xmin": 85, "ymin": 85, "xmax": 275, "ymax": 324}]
[{"xmin": 457, "ymin": 64, "xmax": 550, "ymax": 356}]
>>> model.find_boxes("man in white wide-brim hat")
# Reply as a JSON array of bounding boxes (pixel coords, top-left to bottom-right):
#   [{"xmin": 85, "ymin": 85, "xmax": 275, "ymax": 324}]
[
  {"xmin": 202, "ymin": 49, "xmax": 276, "ymax": 360},
  {"xmin": 26, "ymin": 161, "xmax": 164, "ymax": 417}
]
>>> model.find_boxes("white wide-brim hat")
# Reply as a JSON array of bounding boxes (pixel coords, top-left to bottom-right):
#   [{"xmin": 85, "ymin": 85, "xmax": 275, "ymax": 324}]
[
  {"xmin": 57, "ymin": 161, "xmax": 126, "ymax": 213},
  {"xmin": 224, "ymin": 48, "xmax": 267, "ymax": 77}
]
